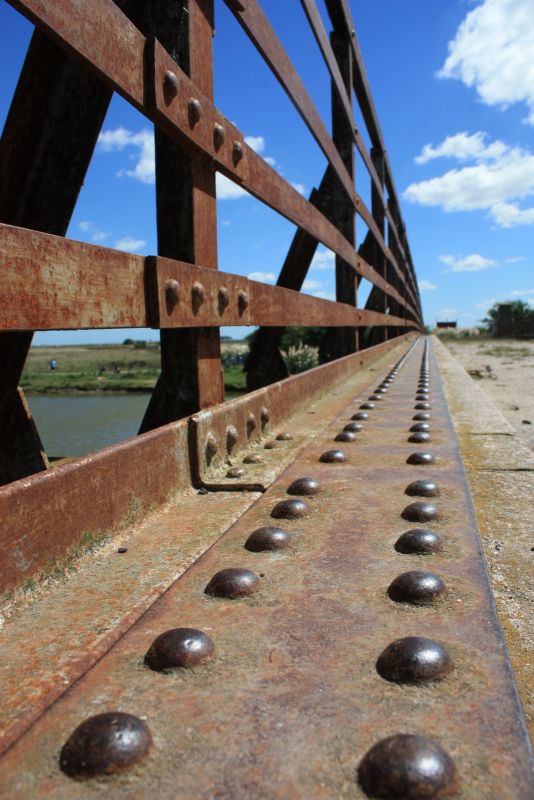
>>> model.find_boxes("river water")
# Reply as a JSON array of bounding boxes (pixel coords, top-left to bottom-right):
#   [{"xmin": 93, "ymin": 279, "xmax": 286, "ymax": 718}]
[
  {"xmin": 27, "ymin": 394, "xmax": 152, "ymax": 457},
  {"xmin": 27, "ymin": 392, "xmax": 242, "ymax": 458}
]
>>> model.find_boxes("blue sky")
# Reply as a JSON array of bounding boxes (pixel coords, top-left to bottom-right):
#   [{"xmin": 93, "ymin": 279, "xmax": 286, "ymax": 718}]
[{"xmin": 1, "ymin": 0, "xmax": 533, "ymax": 344}]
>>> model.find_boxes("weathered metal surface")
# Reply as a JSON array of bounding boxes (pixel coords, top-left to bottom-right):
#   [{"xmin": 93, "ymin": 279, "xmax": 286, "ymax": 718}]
[
  {"xmin": 0, "ymin": 338, "xmax": 531, "ymax": 797},
  {"xmin": 0, "ymin": 229, "xmax": 410, "ymax": 332},
  {"xmin": 0, "ymin": 339, "xmax": 411, "ymax": 759},
  {"xmin": 0, "ymin": 224, "xmax": 147, "ymax": 330},
  {"xmin": 8, "ymin": 0, "xmax": 421, "ymax": 323}
]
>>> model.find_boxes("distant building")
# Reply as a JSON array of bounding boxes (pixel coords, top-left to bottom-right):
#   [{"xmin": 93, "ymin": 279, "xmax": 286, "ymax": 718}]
[{"xmin": 436, "ymin": 321, "xmax": 457, "ymax": 329}]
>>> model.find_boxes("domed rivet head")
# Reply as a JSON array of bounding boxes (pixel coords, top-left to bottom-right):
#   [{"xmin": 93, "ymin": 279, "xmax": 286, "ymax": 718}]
[
  {"xmin": 360, "ymin": 402, "xmax": 375, "ymax": 410},
  {"xmin": 395, "ymin": 528, "xmax": 443, "ymax": 555},
  {"xmin": 60, "ymin": 712, "xmax": 153, "ymax": 777},
  {"xmin": 233, "ymin": 140, "xmax": 244, "ymax": 164},
  {"xmin": 352, "ymin": 412, "xmax": 369, "ymax": 420},
  {"xmin": 320, "ymin": 449, "xmax": 347, "ymax": 463},
  {"xmin": 260, "ymin": 406, "xmax": 270, "ymax": 427},
  {"xmin": 402, "ymin": 501, "xmax": 440, "ymax": 522},
  {"xmin": 415, "ymin": 402, "xmax": 432, "ymax": 410},
  {"xmin": 213, "ymin": 122, "xmax": 226, "ymax": 149},
  {"xmin": 375, "ymin": 387, "xmax": 387, "ymax": 394},
  {"xmin": 163, "ymin": 69, "xmax": 179, "ymax": 100},
  {"xmin": 144, "ymin": 628, "xmax": 215, "ymax": 671},
  {"xmin": 413, "ymin": 412, "xmax": 431, "ymax": 421},
  {"xmin": 336, "ymin": 431, "xmax": 357, "ymax": 442},
  {"xmin": 218, "ymin": 286, "xmax": 230, "ymax": 311},
  {"xmin": 243, "ymin": 453, "xmax": 263, "ymax": 464},
  {"xmin": 245, "ymin": 526, "xmax": 291, "ymax": 552},
  {"xmin": 165, "ymin": 278, "xmax": 181, "ymax": 311},
  {"xmin": 271, "ymin": 498, "xmax": 310, "ymax": 519},
  {"xmin": 369, "ymin": 394, "xmax": 383, "ymax": 401},
  {"xmin": 406, "ymin": 452, "xmax": 436, "ymax": 466},
  {"xmin": 188, "ymin": 97, "xmax": 202, "ymax": 124},
  {"xmin": 416, "ymin": 394, "xmax": 430, "ymax": 401},
  {"xmin": 227, "ymin": 466, "xmax": 245, "ymax": 479},
  {"xmin": 247, "ymin": 412, "xmax": 256, "ymax": 436},
  {"xmin": 226, "ymin": 425, "xmax": 238, "ymax": 453},
  {"xmin": 192, "ymin": 280, "xmax": 206, "ymax": 309},
  {"xmin": 406, "ymin": 480, "xmax": 440, "ymax": 497},
  {"xmin": 358, "ymin": 734, "xmax": 458, "ymax": 799},
  {"xmin": 264, "ymin": 439, "xmax": 281, "ymax": 450},
  {"xmin": 206, "ymin": 432, "xmax": 218, "ymax": 459},
  {"xmin": 410, "ymin": 422, "xmax": 430, "ymax": 433},
  {"xmin": 287, "ymin": 477, "xmax": 321, "ymax": 496},
  {"xmin": 276, "ymin": 432, "xmax": 292, "ymax": 441},
  {"xmin": 388, "ymin": 570, "xmax": 446, "ymax": 605},
  {"xmin": 205, "ymin": 567, "xmax": 260, "ymax": 598},
  {"xmin": 344, "ymin": 422, "xmax": 363, "ymax": 433},
  {"xmin": 238, "ymin": 289, "xmax": 249, "ymax": 313},
  {"xmin": 376, "ymin": 636, "xmax": 452, "ymax": 683},
  {"xmin": 408, "ymin": 432, "xmax": 432, "ymax": 444}
]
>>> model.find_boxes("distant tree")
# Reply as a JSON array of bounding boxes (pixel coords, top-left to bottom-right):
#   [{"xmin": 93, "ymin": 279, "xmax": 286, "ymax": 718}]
[
  {"xmin": 123, "ymin": 338, "xmax": 134, "ymax": 345},
  {"xmin": 481, "ymin": 300, "xmax": 534, "ymax": 332}
]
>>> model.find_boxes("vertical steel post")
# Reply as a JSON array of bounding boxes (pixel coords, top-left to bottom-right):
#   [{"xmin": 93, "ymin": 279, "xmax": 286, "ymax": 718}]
[
  {"xmin": 320, "ymin": 29, "xmax": 357, "ymax": 363},
  {"xmin": 139, "ymin": 0, "xmax": 223, "ymax": 432}
]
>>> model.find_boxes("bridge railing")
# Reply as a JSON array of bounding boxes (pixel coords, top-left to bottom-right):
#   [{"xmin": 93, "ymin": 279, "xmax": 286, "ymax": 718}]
[{"xmin": 0, "ymin": 0, "xmax": 423, "ymax": 488}]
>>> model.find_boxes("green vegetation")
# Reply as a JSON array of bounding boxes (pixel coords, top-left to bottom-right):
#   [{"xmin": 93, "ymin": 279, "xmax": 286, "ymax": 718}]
[
  {"xmin": 481, "ymin": 300, "xmax": 534, "ymax": 335},
  {"xmin": 21, "ymin": 340, "xmax": 249, "ymax": 394}
]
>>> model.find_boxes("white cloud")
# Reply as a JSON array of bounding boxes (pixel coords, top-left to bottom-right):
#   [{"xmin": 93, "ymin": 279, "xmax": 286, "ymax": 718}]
[
  {"xmin": 419, "ymin": 280, "xmax": 438, "ymax": 290},
  {"xmin": 302, "ymin": 278, "xmax": 323, "ymax": 291},
  {"xmin": 415, "ymin": 131, "xmax": 507, "ymax": 164},
  {"xmin": 440, "ymin": 254, "xmax": 497, "ymax": 272},
  {"xmin": 247, "ymin": 271, "xmax": 276, "ymax": 283},
  {"xmin": 438, "ymin": 0, "xmax": 534, "ymax": 125},
  {"xmin": 476, "ymin": 297, "xmax": 496, "ymax": 309},
  {"xmin": 505, "ymin": 256, "xmax": 525, "ymax": 263},
  {"xmin": 98, "ymin": 127, "xmax": 155, "ymax": 184},
  {"xmin": 244, "ymin": 136, "xmax": 265, "ymax": 154},
  {"xmin": 291, "ymin": 182, "xmax": 307, "ymax": 196},
  {"xmin": 114, "ymin": 236, "xmax": 146, "ymax": 253},
  {"xmin": 405, "ymin": 132, "xmax": 534, "ymax": 227},
  {"xmin": 313, "ymin": 290, "xmax": 335, "ymax": 301},
  {"xmin": 439, "ymin": 308, "xmax": 458, "ymax": 315},
  {"xmin": 510, "ymin": 288, "xmax": 534, "ymax": 296},
  {"xmin": 216, "ymin": 173, "xmax": 250, "ymax": 200},
  {"xmin": 310, "ymin": 248, "xmax": 335, "ymax": 270},
  {"xmin": 78, "ymin": 220, "xmax": 111, "ymax": 243}
]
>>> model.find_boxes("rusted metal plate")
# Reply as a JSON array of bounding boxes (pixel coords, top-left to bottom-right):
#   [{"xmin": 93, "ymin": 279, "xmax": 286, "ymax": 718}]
[
  {"xmin": 0, "ymin": 229, "xmax": 411, "ymax": 333},
  {"xmin": 150, "ymin": 39, "xmax": 249, "ymax": 184},
  {"xmin": 0, "ymin": 224, "xmax": 147, "ymax": 330},
  {"xmin": 1, "ymin": 337, "xmax": 531, "ymax": 796},
  {"xmin": 0, "ymin": 337, "xmax": 411, "ymax": 758},
  {"xmin": 8, "ymin": 0, "xmax": 420, "ymax": 322},
  {"xmin": 0, "ymin": 337, "xmax": 412, "ymax": 597}
]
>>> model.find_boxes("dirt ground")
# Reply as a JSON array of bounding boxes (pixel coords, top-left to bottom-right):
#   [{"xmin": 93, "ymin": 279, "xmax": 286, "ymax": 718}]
[{"xmin": 441, "ymin": 335, "xmax": 534, "ymax": 451}]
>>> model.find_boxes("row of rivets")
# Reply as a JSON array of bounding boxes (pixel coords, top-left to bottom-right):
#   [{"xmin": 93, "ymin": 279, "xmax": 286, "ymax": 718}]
[
  {"xmin": 166, "ymin": 278, "xmax": 249, "ymax": 316},
  {"xmin": 358, "ymin": 341, "xmax": 457, "ymax": 798},
  {"xmin": 162, "ymin": 70, "xmax": 243, "ymax": 163}
]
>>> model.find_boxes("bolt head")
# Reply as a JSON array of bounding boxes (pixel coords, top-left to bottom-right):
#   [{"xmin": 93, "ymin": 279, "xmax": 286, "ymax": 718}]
[
  {"xmin": 145, "ymin": 628, "xmax": 215, "ymax": 671},
  {"xmin": 287, "ymin": 477, "xmax": 321, "ymax": 496},
  {"xmin": 405, "ymin": 480, "xmax": 440, "ymax": 497},
  {"xmin": 188, "ymin": 97, "xmax": 202, "ymax": 124},
  {"xmin": 388, "ymin": 570, "xmax": 446, "ymax": 605},
  {"xmin": 213, "ymin": 122, "xmax": 226, "ymax": 148},
  {"xmin": 245, "ymin": 526, "xmax": 291, "ymax": 552},
  {"xmin": 358, "ymin": 734, "xmax": 457, "ymax": 799},
  {"xmin": 395, "ymin": 528, "xmax": 443, "ymax": 555},
  {"xmin": 60, "ymin": 713, "xmax": 152, "ymax": 777},
  {"xmin": 163, "ymin": 70, "xmax": 179, "ymax": 100},
  {"xmin": 376, "ymin": 636, "xmax": 452, "ymax": 683},
  {"xmin": 205, "ymin": 568, "xmax": 260, "ymax": 599},
  {"xmin": 271, "ymin": 498, "xmax": 310, "ymax": 519},
  {"xmin": 319, "ymin": 449, "xmax": 347, "ymax": 463}
]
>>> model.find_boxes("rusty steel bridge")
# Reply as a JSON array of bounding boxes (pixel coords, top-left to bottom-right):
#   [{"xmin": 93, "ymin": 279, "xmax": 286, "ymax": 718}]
[{"xmin": 0, "ymin": 0, "xmax": 532, "ymax": 798}]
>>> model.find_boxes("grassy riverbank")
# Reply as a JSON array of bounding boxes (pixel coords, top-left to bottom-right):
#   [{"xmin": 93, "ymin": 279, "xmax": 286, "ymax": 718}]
[{"xmin": 21, "ymin": 342, "xmax": 248, "ymax": 394}]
